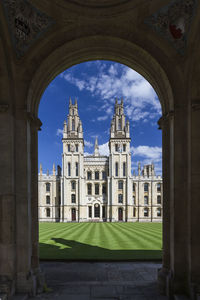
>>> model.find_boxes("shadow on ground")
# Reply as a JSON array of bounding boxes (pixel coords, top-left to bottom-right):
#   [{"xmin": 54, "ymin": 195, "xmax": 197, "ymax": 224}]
[{"xmin": 39, "ymin": 238, "xmax": 162, "ymax": 261}]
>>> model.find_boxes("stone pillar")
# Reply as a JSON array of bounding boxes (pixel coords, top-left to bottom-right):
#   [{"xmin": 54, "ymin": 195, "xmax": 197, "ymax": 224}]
[
  {"xmin": 14, "ymin": 109, "xmax": 36, "ymax": 294},
  {"xmin": 157, "ymin": 111, "xmax": 173, "ymax": 296},
  {"xmin": 189, "ymin": 102, "xmax": 200, "ymax": 298},
  {"xmin": 29, "ymin": 114, "xmax": 45, "ymax": 293},
  {"xmin": 0, "ymin": 105, "xmax": 16, "ymax": 297}
]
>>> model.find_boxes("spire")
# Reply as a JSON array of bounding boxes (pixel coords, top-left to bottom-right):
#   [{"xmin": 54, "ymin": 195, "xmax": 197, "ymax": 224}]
[
  {"xmin": 46, "ymin": 169, "xmax": 49, "ymax": 176},
  {"xmin": 121, "ymin": 98, "xmax": 124, "ymax": 106},
  {"xmin": 69, "ymin": 97, "xmax": 72, "ymax": 106},
  {"xmin": 138, "ymin": 162, "xmax": 141, "ymax": 176},
  {"xmin": 115, "ymin": 98, "xmax": 118, "ymax": 105},
  {"xmin": 53, "ymin": 163, "xmax": 56, "ymax": 175},
  {"xmin": 75, "ymin": 98, "xmax": 77, "ymax": 106},
  {"xmin": 40, "ymin": 163, "xmax": 42, "ymax": 175},
  {"xmin": 94, "ymin": 137, "xmax": 100, "ymax": 156}
]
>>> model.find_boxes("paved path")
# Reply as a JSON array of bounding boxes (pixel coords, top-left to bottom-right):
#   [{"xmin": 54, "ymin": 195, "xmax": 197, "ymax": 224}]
[{"xmin": 29, "ymin": 262, "xmax": 168, "ymax": 300}]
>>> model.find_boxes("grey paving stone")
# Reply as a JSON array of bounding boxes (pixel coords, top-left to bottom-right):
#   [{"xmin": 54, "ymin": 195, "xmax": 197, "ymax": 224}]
[{"xmin": 91, "ymin": 286, "xmax": 122, "ymax": 298}]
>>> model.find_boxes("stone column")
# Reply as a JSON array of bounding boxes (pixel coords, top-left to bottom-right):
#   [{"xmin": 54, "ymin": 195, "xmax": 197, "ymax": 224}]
[
  {"xmin": 189, "ymin": 101, "xmax": 200, "ymax": 298},
  {"xmin": 14, "ymin": 109, "xmax": 36, "ymax": 294},
  {"xmin": 0, "ymin": 105, "xmax": 16, "ymax": 297},
  {"xmin": 29, "ymin": 113, "xmax": 45, "ymax": 293},
  {"xmin": 157, "ymin": 111, "xmax": 173, "ymax": 296}
]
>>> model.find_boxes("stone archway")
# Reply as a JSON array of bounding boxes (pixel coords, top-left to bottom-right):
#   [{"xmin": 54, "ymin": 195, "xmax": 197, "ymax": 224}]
[{"xmin": 1, "ymin": 1, "xmax": 199, "ymax": 298}]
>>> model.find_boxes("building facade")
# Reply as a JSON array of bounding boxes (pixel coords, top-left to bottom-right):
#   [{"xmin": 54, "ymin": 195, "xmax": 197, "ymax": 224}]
[{"xmin": 38, "ymin": 99, "xmax": 162, "ymax": 222}]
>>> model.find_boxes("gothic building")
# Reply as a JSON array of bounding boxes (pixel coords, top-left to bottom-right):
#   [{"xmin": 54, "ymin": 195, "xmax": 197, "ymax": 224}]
[{"xmin": 38, "ymin": 98, "xmax": 163, "ymax": 222}]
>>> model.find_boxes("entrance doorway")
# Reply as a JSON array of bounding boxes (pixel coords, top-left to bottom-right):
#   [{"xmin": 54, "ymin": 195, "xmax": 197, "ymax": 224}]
[
  {"xmin": 118, "ymin": 208, "xmax": 123, "ymax": 221},
  {"xmin": 94, "ymin": 204, "xmax": 100, "ymax": 218},
  {"xmin": 72, "ymin": 208, "xmax": 76, "ymax": 221}
]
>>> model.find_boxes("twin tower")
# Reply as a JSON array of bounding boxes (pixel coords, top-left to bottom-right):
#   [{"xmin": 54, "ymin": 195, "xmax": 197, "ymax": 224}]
[{"xmin": 60, "ymin": 97, "xmax": 132, "ymax": 222}]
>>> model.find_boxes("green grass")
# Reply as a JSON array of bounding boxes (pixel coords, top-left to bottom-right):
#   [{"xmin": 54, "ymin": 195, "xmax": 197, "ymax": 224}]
[{"xmin": 39, "ymin": 222, "xmax": 162, "ymax": 261}]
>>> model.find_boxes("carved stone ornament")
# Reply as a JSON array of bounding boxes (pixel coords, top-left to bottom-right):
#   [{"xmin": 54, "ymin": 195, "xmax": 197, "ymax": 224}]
[
  {"xmin": 145, "ymin": 0, "xmax": 197, "ymax": 54},
  {"xmin": 2, "ymin": 0, "xmax": 55, "ymax": 58}
]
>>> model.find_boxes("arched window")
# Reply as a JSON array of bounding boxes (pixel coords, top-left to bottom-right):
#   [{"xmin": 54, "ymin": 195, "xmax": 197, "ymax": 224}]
[
  {"xmin": 144, "ymin": 183, "xmax": 149, "ymax": 192},
  {"xmin": 87, "ymin": 183, "xmax": 92, "ymax": 195},
  {"xmin": 46, "ymin": 208, "xmax": 50, "ymax": 217},
  {"xmin": 133, "ymin": 196, "xmax": 135, "ymax": 205},
  {"xmin": 102, "ymin": 171, "xmax": 106, "ymax": 180},
  {"xmin": 144, "ymin": 196, "xmax": 148, "ymax": 205},
  {"xmin": 71, "ymin": 181, "xmax": 76, "ymax": 190},
  {"xmin": 68, "ymin": 144, "xmax": 70, "ymax": 152},
  {"xmin": 118, "ymin": 180, "xmax": 123, "ymax": 190},
  {"xmin": 46, "ymin": 195, "xmax": 50, "ymax": 204},
  {"xmin": 94, "ymin": 204, "xmax": 100, "ymax": 218},
  {"xmin": 72, "ymin": 119, "xmax": 75, "ymax": 131},
  {"xmin": 95, "ymin": 171, "xmax": 99, "ymax": 179},
  {"xmin": 157, "ymin": 195, "xmax": 161, "ymax": 204},
  {"xmin": 123, "ymin": 144, "xmax": 126, "ymax": 152},
  {"xmin": 123, "ymin": 162, "xmax": 126, "ymax": 176},
  {"xmin": 87, "ymin": 171, "xmax": 92, "ymax": 180},
  {"xmin": 133, "ymin": 183, "xmax": 135, "ymax": 192},
  {"xmin": 76, "ymin": 162, "xmax": 78, "ymax": 176},
  {"xmin": 95, "ymin": 184, "xmax": 99, "ymax": 195},
  {"xmin": 46, "ymin": 182, "xmax": 50, "ymax": 192},
  {"xmin": 75, "ymin": 144, "xmax": 78, "ymax": 152},
  {"xmin": 144, "ymin": 207, "xmax": 149, "ymax": 217},
  {"xmin": 115, "ymin": 162, "xmax": 118, "ymax": 177},
  {"xmin": 71, "ymin": 194, "xmax": 76, "ymax": 203},
  {"xmin": 118, "ymin": 194, "xmax": 123, "ymax": 203},
  {"xmin": 157, "ymin": 183, "xmax": 161, "ymax": 192},
  {"xmin": 157, "ymin": 207, "xmax": 161, "ymax": 217},
  {"xmin": 68, "ymin": 162, "xmax": 71, "ymax": 176},
  {"xmin": 88, "ymin": 206, "xmax": 92, "ymax": 218}
]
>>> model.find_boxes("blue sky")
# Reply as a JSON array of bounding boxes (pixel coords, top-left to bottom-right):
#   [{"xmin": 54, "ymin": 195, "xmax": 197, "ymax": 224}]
[{"xmin": 38, "ymin": 60, "xmax": 162, "ymax": 175}]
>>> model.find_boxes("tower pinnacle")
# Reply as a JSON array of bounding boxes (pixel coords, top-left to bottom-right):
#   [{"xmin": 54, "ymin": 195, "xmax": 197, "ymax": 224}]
[{"xmin": 94, "ymin": 137, "xmax": 100, "ymax": 156}]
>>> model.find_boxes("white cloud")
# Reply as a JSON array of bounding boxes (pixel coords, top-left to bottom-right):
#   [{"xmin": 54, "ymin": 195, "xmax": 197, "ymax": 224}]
[
  {"xmin": 56, "ymin": 128, "xmax": 63, "ymax": 137},
  {"xmin": 99, "ymin": 142, "xmax": 109, "ymax": 156},
  {"xmin": 97, "ymin": 115, "xmax": 108, "ymax": 121},
  {"xmin": 61, "ymin": 63, "xmax": 161, "ymax": 124},
  {"xmin": 131, "ymin": 145, "xmax": 162, "ymax": 161},
  {"xmin": 84, "ymin": 140, "xmax": 93, "ymax": 148}
]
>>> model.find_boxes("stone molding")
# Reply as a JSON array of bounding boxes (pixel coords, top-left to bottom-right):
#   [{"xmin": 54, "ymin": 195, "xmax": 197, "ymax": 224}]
[
  {"xmin": 26, "ymin": 112, "xmax": 42, "ymax": 130},
  {"xmin": 157, "ymin": 111, "xmax": 174, "ymax": 129}
]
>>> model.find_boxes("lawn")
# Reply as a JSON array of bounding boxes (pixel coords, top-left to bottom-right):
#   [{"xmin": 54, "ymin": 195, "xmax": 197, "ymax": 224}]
[{"xmin": 39, "ymin": 222, "xmax": 162, "ymax": 261}]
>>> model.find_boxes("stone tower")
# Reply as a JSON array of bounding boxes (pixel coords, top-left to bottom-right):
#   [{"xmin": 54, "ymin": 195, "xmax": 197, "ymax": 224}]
[
  {"xmin": 60, "ymin": 98, "xmax": 84, "ymax": 222},
  {"xmin": 108, "ymin": 98, "xmax": 132, "ymax": 221}
]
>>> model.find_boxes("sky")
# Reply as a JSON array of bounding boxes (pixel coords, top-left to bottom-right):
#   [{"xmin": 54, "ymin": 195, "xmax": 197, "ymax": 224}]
[{"xmin": 38, "ymin": 60, "xmax": 162, "ymax": 175}]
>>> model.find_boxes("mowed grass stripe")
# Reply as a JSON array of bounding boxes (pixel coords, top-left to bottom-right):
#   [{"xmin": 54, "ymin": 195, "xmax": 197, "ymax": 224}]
[{"xmin": 39, "ymin": 222, "xmax": 162, "ymax": 260}]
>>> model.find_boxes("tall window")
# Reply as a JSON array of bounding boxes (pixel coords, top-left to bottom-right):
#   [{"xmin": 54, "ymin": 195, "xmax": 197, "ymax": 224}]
[
  {"xmin": 118, "ymin": 119, "xmax": 122, "ymax": 130},
  {"xmin": 123, "ymin": 162, "xmax": 126, "ymax": 176},
  {"xmin": 144, "ymin": 207, "xmax": 149, "ymax": 217},
  {"xmin": 157, "ymin": 207, "xmax": 161, "ymax": 217},
  {"xmin": 133, "ymin": 196, "xmax": 135, "ymax": 205},
  {"xmin": 157, "ymin": 183, "xmax": 161, "ymax": 192},
  {"xmin": 68, "ymin": 163, "xmax": 71, "ymax": 176},
  {"xmin": 46, "ymin": 195, "xmax": 50, "ymax": 204},
  {"xmin": 118, "ymin": 194, "xmax": 123, "ymax": 203},
  {"xmin": 102, "ymin": 206, "xmax": 106, "ymax": 218},
  {"xmin": 71, "ymin": 194, "xmax": 76, "ymax": 203},
  {"xmin": 87, "ymin": 183, "xmax": 92, "ymax": 195},
  {"xmin": 144, "ymin": 183, "xmax": 149, "ymax": 192},
  {"xmin": 75, "ymin": 144, "xmax": 78, "ymax": 152},
  {"xmin": 115, "ymin": 162, "xmax": 118, "ymax": 177},
  {"xmin": 46, "ymin": 208, "xmax": 50, "ymax": 217},
  {"xmin": 133, "ymin": 183, "xmax": 135, "ymax": 192},
  {"xmin": 102, "ymin": 184, "xmax": 106, "ymax": 194},
  {"xmin": 72, "ymin": 119, "xmax": 75, "ymax": 131},
  {"xmin": 123, "ymin": 144, "xmax": 126, "ymax": 151},
  {"xmin": 115, "ymin": 144, "xmax": 118, "ymax": 152},
  {"xmin": 118, "ymin": 180, "xmax": 123, "ymax": 190},
  {"xmin": 157, "ymin": 195, "xmax": 161, "ymax": 204},
  {"xmin": 76, "ymin": 162, "xmax": 78, "ymax": 176},
  {"xmin": 95, "ymin": 184, "xmax": 99, "ymax": 195},
  {"xmin": 46, "ymin": 182, "xmax": 50, "ymax": 192},
  {"xmin": 95, "ymin": 171, "xmax": 99, "ymax": 180},
  {"xmin": 87, "ymin": 171, "xmax": 92, "ymax": 180},
  {"xmin": 144, "ymin": 195, "xmax": 148, "ymax": 205},
  {"xmin": 102, "ymin": 171, "xmax": 106, "ymax": 180},
  {"xmin": 88, "ymin": 206, "xmax": 92, "ymax": 218},
  {"xmin": 71, "ymin": 181, "xmax": 76, "ymax": 190},
  {"xmin": 68, "ymin": 144, "xmax": 70, "ymax": 152},
  {"xmin": 94, "ymin": 204, "xmax": 100, "ymax": 218}
]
